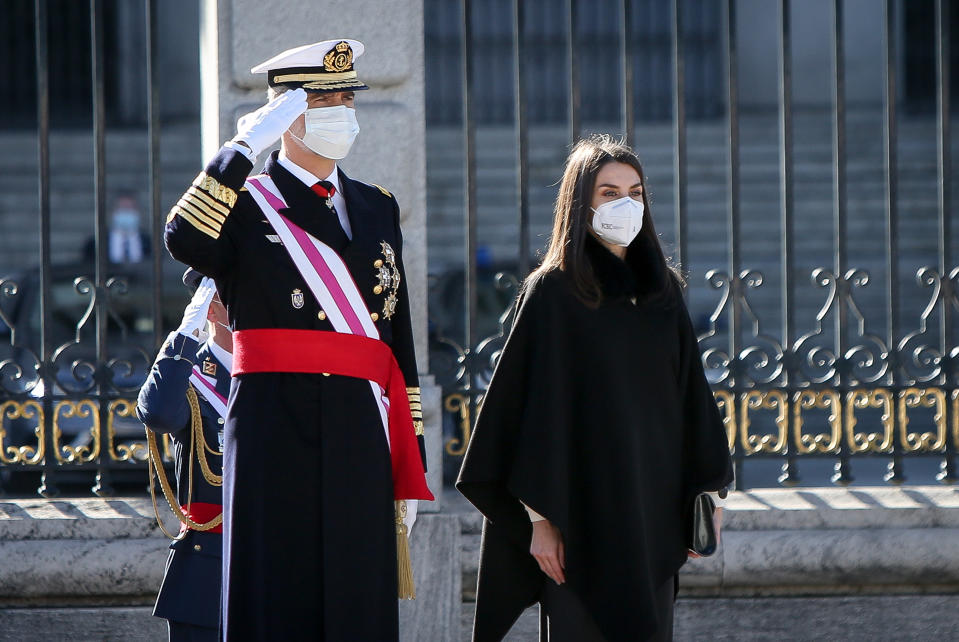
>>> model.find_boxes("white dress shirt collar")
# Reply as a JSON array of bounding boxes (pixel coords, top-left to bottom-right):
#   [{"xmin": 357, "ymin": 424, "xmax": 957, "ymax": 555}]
[
  {"xmin": 276, "ymin": 152, "xmax": 352, "ymax": 240},
  {"xmin": 277, "ymin": 152, "xmax": 341, "ymax": 193},
  {"xmin": 206, "ymin": 339, "xmax": 233, "ymax": 376}
]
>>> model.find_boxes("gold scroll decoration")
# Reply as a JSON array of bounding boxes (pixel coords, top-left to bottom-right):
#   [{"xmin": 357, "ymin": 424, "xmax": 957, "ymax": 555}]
[
  {"xmin": 793, "ymin": 390, "xmax": 842, "ymax": 455},
  {"xmin": 0, "ymin": 400, "xmax": 44, "ymax": 465},
  {"xmin": 713, "ymin": 390, "xmax": 737, "ymax": 451},
  {"xmin": 107, "ymin": 399, "xmax": 148, "ymax": 462},
  {"xmin": 444, "ymin": 393, "xmax": 472, "ymax": 457},
  {"xmin": 740, "ymin": 390, "xmax": 788, "ymax": 455},
  {"xmin": 953, "ymin": 390, "xmax": 959, "ymax": 451},
  {"xmin": 845, "ymin": 389, "xmax": 894, "ymax": 453},
  {"xmin": 898, "ymin": 387, "xmax": 946, "ymax": 453},
  {"xmin": 52, "ymin": 399, "xmax": 100, "ymax": 463}
]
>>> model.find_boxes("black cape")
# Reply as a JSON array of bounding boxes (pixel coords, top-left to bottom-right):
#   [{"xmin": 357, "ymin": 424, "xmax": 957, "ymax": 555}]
[{"xmin": 456, "ymin": 236, "xmax": 734, "ymax": 642}]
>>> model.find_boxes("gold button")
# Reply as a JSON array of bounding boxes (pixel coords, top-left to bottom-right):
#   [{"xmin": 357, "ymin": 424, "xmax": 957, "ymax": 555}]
[
  {"xmin": 317, "ymin": 311, "xmax": 327, "ymax": 321},
  {"xmin": 322, "ymin": 372, "xmax": 330, "ymax": 377},
  {"xmin": 193, "ymin": 544, "xmax": 202, "ymax": 552},
  {"xmin": 370, "ymin": 312, "xmax": 379, "ymax": 322},
  {"xmin": 373, "ymin": 285, "xmax": 383, "ymax": 295},
  {"xmin": 374, "ymin": 259, "xmax": 384, "ymax": 268}
]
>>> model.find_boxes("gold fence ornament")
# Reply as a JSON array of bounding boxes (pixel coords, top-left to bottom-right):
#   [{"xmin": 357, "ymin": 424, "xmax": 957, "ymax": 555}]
[
  {"xmin": 713, "ymin": 390, "xmax": 737, "ymax": 451},
  {"xmin": 52, "ymin": 399, "xmax": 100, "ymax": 463},
  {"xmin": 953, "ymin": 390, "xmax": 959, "ymax": 450},
  {"xmin": 845, "ymin": 389, "xmax": 894, "ymax": 453},
  {"xmin": 107, "ymin": 399, "xmax": 148, "ymax": 462},
  {"xmin": 793, "ymin": 390, "xmax": 842, "ymax": 455},
  {"xmin": 0, "ymin": 400, "xmax": 44, "ymax": 465},
  {"xmin": 898, "ymin": 387, "xmax": 947, "ymax": 452},
  {"xmin": 444, "ymin": 393, "xmax": 472, "ymax": 456},
  {"xmin": 740, "ymin": 390, "xmax": 788, "ymax": 455}
]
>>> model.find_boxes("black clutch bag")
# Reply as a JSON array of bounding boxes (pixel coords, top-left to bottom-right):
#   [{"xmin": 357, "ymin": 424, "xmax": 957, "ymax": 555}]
[{"xmin": 687, "ymin": 492, "xmax": 717, "ymax": 557}]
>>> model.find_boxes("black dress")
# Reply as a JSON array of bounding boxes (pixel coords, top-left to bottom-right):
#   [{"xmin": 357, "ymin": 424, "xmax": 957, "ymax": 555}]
[{"xmin": 457, "ymin": 235, "xmax": 733, "ymax": 642}]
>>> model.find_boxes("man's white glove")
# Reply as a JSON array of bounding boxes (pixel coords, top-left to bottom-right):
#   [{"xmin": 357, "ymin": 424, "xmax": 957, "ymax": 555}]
[
  {"xmin": 176, "ymin": 277, "xmax": 217, "ymax": 343},
  {"xmin": 404, "ymin": 499, "xmax": 418, "ymax": 536},
  {"xmin": 232, "ymin": 88, "xmax": 308, "ymax": 159}
]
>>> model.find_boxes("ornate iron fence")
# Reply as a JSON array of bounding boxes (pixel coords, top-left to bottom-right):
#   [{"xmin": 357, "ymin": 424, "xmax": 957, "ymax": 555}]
[
  {"xmin": 0, "ymin": 0, "xmax": 167, "ymax": 497},
  {"xmin": 430, "ymin": 0, "xmax": 957, "ymax": 489}
]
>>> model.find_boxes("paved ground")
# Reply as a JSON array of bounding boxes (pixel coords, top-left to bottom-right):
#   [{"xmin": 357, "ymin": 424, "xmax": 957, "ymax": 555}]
[
  {"xmin": 464, "ymin": 594, "xmax": 959, "ymax": 641},
  {"xmin": 3, "ymin": 594, "xmax": 958, "ymax": 641}
]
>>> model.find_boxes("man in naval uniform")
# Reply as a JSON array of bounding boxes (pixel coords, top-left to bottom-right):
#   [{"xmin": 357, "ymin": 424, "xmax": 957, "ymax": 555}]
[
  {"xmin": 137, "ymin": 269, "xmax": 232, "ymax": 641},
  {"xmin": 163, "ymin": 38, "xmax": 432, "ymax": 640}
]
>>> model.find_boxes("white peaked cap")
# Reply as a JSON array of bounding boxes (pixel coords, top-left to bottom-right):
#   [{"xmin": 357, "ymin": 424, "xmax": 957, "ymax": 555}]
[{"xmin": 251, "ymin": 39, "xmax": 365, "ymax": 74}]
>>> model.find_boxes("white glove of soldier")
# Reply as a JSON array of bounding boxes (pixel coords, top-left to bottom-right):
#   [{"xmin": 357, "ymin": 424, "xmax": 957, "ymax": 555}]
[
  {"xmin": 176, "ymin": 277, "xmax": 217, "ymax": 343},
  {"xmin": 232, "ymin": 88, "xmax": 308, "ymax": 159},
  {"xmin": 405, "ymin": 499, "xmax": 418, "ymax": 536}
]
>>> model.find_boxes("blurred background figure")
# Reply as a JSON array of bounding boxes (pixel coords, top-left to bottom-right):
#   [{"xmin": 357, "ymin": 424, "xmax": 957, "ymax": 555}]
[{"xmin": 83, "ymin": 191, "xmax": 151, "ymax": 264}]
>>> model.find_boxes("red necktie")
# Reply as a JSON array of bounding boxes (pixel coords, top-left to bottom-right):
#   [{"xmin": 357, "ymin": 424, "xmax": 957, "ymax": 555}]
[{"xmin": 311, "ymin": 181, "xmax": 336, "ymax": 206}]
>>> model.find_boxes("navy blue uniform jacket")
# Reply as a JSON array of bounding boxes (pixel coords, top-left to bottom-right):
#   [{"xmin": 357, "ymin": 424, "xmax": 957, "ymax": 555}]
[
  {"xmin": 163, "ymin": 148, "xmax": 425, "ymax": 641},
  {"xmin": 137, "ymin": 332, "xmax": 230, "ymax": 630}
]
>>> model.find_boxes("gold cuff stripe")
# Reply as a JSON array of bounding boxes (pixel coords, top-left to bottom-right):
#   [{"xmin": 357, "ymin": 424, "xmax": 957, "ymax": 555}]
[
  {"xmin": 187, "ymin": 186, "xmax": 231, "ymax": 217},
  {"xmin": 173, "ymin": 207, "xmax": 220, "ymax": 239},
  {"xmin": 177, "ymin": 200, "xmax": 224, "ymax": 232},
  {"xmin": 273, "ymin": 70, "xmax": 358, "ymax": 83},
  {"xmin": 180, "ymin": 195, "xmax": 227, "ymax": 225},
  {"xmin": 406, "ymin": 387, "xmax": 421, "ymax": 395},
  {"xmin": 409, "ymin": 403, "xmax": 422, "ymax": 411},
  {"xmin": 193, "ymin": 172, "xmax": 237, "ymax": 208}
]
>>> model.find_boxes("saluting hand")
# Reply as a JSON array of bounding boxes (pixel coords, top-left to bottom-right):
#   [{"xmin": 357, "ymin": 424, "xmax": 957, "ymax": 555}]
[
  {"xmin": 530, "ymin": 519, "xmax": 566, "ymax": 585},
  {"xmin": 233, "ymin": 88, "xmax": 308, "ymax": 159},
  {"xmin": 176, "ymin": 277, "xmax": 217, "ymax": 343}
]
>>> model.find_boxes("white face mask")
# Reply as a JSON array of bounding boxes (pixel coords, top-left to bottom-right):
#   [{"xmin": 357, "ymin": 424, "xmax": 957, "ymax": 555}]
[
  {"xmin": 290, "ymin": 105, "xmax": 360, "ymax": 160},
  {"xmin": 590, "ymin": 196, "xmax": 645, "ymax": 247}
]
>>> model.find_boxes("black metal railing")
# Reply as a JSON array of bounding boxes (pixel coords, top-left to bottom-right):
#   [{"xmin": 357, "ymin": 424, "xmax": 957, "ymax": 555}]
[
  {"xmin": 431, "ymin": 0, "xmax": 958, "ymax": 489},
  {"xmin": 0, "ymin": 0, "xmax": 167, "ymax": 497}
]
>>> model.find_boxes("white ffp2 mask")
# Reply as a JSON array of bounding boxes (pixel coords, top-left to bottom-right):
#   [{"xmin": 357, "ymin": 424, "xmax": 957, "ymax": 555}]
[
  {"xmin": 590, "ymin": 196, "xmax": 644, "ymax": 247},
  {"xmin": 291, "ymin": 105, "xmax": 360, "ymax": 160}
]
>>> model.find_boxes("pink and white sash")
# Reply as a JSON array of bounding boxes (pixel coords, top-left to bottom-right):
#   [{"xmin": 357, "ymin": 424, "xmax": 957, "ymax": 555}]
[
  {"xmin": 188, "ymin": 367, "xmax": 228, "ymax": 419},
  {"xmin": 245, "ymin": 175, "xmax": 392, "ymax": 446}
]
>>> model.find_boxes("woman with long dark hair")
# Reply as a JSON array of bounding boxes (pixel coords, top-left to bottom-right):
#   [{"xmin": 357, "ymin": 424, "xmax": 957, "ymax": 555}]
[{"xmin": 457, "ymin": 135, "xmax": 733, "ymax": 641}]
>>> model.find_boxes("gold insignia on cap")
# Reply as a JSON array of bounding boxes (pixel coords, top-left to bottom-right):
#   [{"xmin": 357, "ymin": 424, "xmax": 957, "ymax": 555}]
[
  {"xmin": 202, "ymin": 359, "xmax": 217, "ymax": 376},
  {"xmin": 324, "ymin": 41, "xmax": 354, "ymax": 72}
]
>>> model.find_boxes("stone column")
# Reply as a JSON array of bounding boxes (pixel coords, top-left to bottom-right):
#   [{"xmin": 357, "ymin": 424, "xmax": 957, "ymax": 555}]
[{"xmin": 199, "ymin": 0, "xmax": 442, "ymax": 506}]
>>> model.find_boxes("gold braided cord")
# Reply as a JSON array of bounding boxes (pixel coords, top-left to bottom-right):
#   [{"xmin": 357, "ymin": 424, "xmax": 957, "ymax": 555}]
[
  {"xmin": 145, "ymin": 389, "xmax": 222, "ymax": 539},
  {"xmin": 188, "ymin": 387, "xmax": 222, "ymax": 487}
]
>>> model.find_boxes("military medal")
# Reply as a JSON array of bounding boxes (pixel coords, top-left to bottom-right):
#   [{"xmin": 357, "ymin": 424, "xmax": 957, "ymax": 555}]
[
  {"xmin": 291, "ymin": 288, "xmax": 305, "ymax": 309},
  {"xmin": 326, "ymin": 197, "xmax": 334, "ymax": 210},
  {"xmin": 218, "ymin": 430, "xmax": 224, "ymax": 453},
  {"xmin": 374, "ymin": 242, "xmax": 402, "ymax": 319},
  {"xmin": 202, "ymin": 359, "xmax": 217, "ymax": 376}
]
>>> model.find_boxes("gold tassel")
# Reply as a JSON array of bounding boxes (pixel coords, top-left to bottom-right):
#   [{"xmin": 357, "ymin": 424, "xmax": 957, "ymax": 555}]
[{"xmin": 395, "ymin": 500, "xmax": 416, "ymax": 600}]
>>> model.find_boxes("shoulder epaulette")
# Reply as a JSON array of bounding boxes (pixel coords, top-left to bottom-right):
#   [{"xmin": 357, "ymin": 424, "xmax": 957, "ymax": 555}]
[{"xmin": 371, "ymin": 184, "xmax": 393, "ymax": 199}]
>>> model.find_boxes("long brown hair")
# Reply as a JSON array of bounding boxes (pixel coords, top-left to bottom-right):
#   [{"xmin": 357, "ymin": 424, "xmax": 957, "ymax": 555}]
[{"xmin": 529, "ymin": 134, "xmax": 681, "ymax": 307}]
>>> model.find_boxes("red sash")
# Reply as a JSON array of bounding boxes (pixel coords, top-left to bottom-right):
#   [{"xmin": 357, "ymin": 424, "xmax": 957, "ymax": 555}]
[
  {"xmin": 233, "ymin": 329, "xmax": 434, "ymax": 501},
  {"xmin": 179, "ymin": 502, "xmax": 223, "ymax": 534}
]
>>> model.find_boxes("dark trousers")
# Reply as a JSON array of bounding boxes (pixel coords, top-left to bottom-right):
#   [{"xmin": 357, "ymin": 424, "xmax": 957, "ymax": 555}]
[
  {"xmin": 539, "ymin": 575, "xmax": 676, "ymax": 642},
  {"xmin": 168, "ymin": 620, "xmax": 217, "ymax": 642}
]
